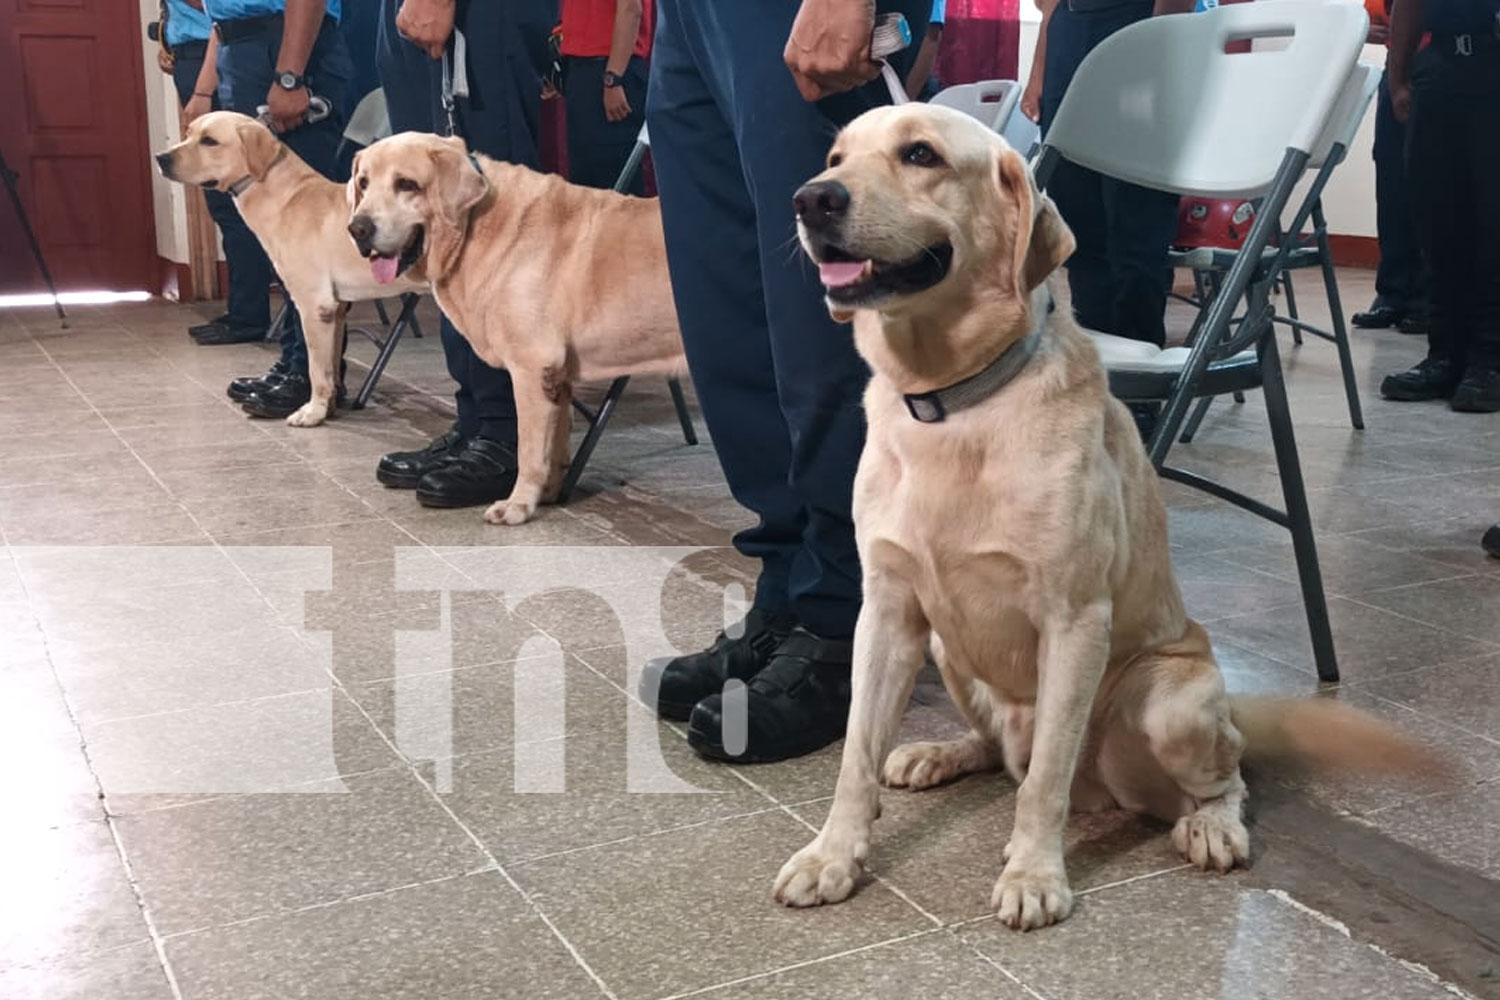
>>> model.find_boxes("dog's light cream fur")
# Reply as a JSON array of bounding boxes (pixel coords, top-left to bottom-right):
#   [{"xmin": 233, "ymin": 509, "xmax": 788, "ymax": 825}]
[
  {"xmin": 156, "ymin": 113, "xmax": 426, "ymax": 426},
  {"xmin": 772, "ymin": 104, "xmax": 1443, "ymax": 930},
  {"xmin": 347, "ymin": 132, "xmax": 686, "ymax": 525}
]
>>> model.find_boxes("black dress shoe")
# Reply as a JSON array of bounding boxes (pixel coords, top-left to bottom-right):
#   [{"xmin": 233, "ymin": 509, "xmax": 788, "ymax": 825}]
[
  {"xmin": 194, "ymin": 322, "xmax": 269, "ymax": 345},
  {"xmin": 687, "ymin": 627, "xmax": 853, "ymax": 764},
  {"xmin": 188, "ymin": 314, "xmax": 231, "ymax": 338},
  {"xmin": 1380, "ymin": 357, "xmax": 1460, "ymax": 402},
  {"xmin": 1483, "ymin": 523, "xmax": 1500, "ymax": 559},
  {"xmin": 377, "ymin": 427, "xmax": 469, "ymax": 489},
  {"xmin": 1397, "ymin": 314, "xmax": 1431, "ymax": 336},
  {"xmin": 414, "ymin": 436, "xmax": 519, "ymax": 508},
  {"xmin": 240, "ymin": 372, "xmax": 313, "ymax": 418},
  {"xmin": 227, "ymin": 359, "xmax": 292, "ymax": 403},
  {"xmin": 1352, "ymin": 302, "xmax": 1405, "ymax": 329},
  {"xmin": 1450, "ymin": 365, "xmax": 1500, "ymax": 413},
  {"xmin": 639, "ymin": 608, "xmax": 795, "ymax": 721}
]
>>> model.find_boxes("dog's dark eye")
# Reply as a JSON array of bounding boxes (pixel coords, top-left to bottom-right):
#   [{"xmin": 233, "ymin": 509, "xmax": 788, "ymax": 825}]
[
  {"xmin": 394, "ymin": 177, "xmax": 420, "ymax": 194},
  {"xmin": 199, "ymin": 136, "xmax": 219, "ymax": 147},
  {"xmin": 901, "ymin": 142, "xmax": 942, "ymax": 168},
  {"xmin": 828, "ymin": 152, "xmax": 844, "ymax": 168}
]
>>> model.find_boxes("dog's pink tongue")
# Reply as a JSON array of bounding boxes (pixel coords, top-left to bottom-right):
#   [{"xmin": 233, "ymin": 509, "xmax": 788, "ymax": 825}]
[
  {"xmin": 370, "ymin": 255, "xmax": 400, "ymax": 285},
  {"xmin": 819, "ymin": 260, "xmax": 869, "ymax": 289}
]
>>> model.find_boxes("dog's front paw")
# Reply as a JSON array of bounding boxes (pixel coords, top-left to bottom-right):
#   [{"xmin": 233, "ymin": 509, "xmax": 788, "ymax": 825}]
[
  {"xmin": 285, "ymin": 401, "xmax": 329, "ymax": 428},
  {"xmin": 991, "ymin": 861, "xmax": 1073, "ymax": 931},
  {"xmin": 1172, "ymin": 803, "xmax": 1250, "ymax": 873},
  {"xmin": 882, "ymin": 739, "xmax": 983, "ymax": 790},
  {"xmin": 482, "ymin": 500, "xmax": 535, "ymax": 526},
  {"xmin": 773, "ymin": 840, "xmax": 865, "ymax": 908}
]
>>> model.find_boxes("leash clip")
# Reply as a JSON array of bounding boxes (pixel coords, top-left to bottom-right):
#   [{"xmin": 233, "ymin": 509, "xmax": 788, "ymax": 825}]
[{"xmin": 254, "ymin": 94, "xmax": 332, "ymax": 129}]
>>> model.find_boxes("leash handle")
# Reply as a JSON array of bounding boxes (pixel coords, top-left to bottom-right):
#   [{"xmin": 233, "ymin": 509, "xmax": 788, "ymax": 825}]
[
  {"xmin": 254, "ymin": 94, "xmax": 333, "ymax": 129},
  {"xmin": 871, "ymin": 12, "xmax": 914, "ymax": 105},
  {"xmin": 440, "ymin": 28, "xmax": 470, "ymax": 138}
]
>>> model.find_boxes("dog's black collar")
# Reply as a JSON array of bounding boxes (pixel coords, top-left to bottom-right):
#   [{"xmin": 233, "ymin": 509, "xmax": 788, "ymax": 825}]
[
  {"xmin": 903, "ymin": 293, "xmax": 1054, "ymax": 424},
  {"xmin": 467, "ymin": 153, "xmax": 483, "ymax": 175},
  {"xmin": 225, "ymin": 174, "xmax": 255, "ymax": 197}
]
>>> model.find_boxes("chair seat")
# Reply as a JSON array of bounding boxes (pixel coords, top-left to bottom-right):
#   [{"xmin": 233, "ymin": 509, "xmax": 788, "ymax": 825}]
[
  {"xmin": 1168, "ymin": 242, "xmax": 1320, "ymax": 274},
  {"xmin": 1085, "ymin": 329, "xmax": 1260, "ymax": 401}
]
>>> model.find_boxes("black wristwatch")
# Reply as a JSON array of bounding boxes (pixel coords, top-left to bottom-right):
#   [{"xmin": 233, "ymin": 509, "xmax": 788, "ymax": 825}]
[
  {"xmin": 276, "ymin": 70, "xmax": 306, "ymax": 91},
  {"xmin": 602, "ymin": 70, "xmax": 624, "ymax": 89}
]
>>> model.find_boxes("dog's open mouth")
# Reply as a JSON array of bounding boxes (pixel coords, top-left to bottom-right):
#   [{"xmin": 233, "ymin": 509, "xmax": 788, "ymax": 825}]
[
  {"xmin": 368, "ymin": 226, "xmax": 425, "ymax": 285},
  {"xmin": 814, "ymin": 241, "xmax": 954, "ymax": 306}
]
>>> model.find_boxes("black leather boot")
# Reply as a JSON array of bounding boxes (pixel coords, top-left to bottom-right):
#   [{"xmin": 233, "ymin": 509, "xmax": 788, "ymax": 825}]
[
  {"xmin": 414, "ymin": 437, "xmax": 519, "ymax": 508},
  {"xmin": 377, "ymin": 427, "xmax": 468, "ymax": 489},
  {"xmin": 638, "ymin": 609, "xmax": 795, "ymax": 721}
]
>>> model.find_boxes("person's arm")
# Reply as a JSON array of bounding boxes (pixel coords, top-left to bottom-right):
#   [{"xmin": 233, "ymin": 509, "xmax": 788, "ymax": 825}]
[
  {"xmin": 186, "ymin": 31, "xmax": 220, "ymax": 123},
  {"xmin": 1153, "ymin": 0, "xmax": 1196, "ymax": 14},
  {"xmin": 264, "ymin": 0, "xmax": 324, "ymax": 132},
  {"xmin": 904, "ymin": 22, "xmax": 942, "ymax": 100},
  {"xmin": 396, "ymin": 0, "xmax": 456, "ymax": 59},
  {"xmin": 785, "ymin": 0, "xmax": 879, "ymax": 103},
  {"xmin": 1387, "ymin": 0, "xmax": 1421, "ymax": 122},
  {"xmin": 603, "ymin": 0, "xmax": 643, "ymax": 123},
  {"xmin": 1021, "ymin": 0, "xmax": 1057, "ymax": 121}
]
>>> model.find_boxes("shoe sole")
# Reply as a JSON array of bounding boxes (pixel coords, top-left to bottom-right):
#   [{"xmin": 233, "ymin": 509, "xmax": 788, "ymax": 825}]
[
  {"xmin": 686, "ymin": 724, "xmax": 843, "ymax": 765},
  {"xmin": 1379, "ymin": 385, "xmax": 1452, "ymax": 403},
  {"xmin": 240, "ymin": 401, "xmax": 305, "ymax": 419},
  {"xmin": 414, "ymin": 491, "xmax": 505, "ymax": 509},
  {"xmin": 376, "ymin": 468, "xmax": 422, "ymax": 489},
  {"xmin": 1450, "ymin": 397, "xmax": 1500, "ymax": 414}
]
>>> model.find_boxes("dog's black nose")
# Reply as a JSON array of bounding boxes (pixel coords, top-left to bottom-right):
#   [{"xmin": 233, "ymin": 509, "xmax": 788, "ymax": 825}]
[
  {"xmin": 347, "ymin": 215, "xmax": 376, "ymax": 253},
  {"xmin": 793, "ymin": 180, "xmax": 850, "ymax": 230},
  {"xmin": 155, "ymin": 152, "xmax": 173, "ymax": 174}
]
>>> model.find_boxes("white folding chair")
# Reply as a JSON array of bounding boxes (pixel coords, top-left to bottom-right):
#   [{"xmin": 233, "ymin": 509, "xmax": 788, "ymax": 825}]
[
  {"xmin": 339, "ymin": 88, "xmax": 392, "ymax": 157},
  {"xmin": 930, "ymin": 80, "xmax": 1020, "ymax": 132},
  {"xmin": 1173, "ymin": 62, "xmax": 1383, "ymax": 441},
  {"xmin": 1033, "ymin": 0, "xmax": 1369, "ymax": 683}
]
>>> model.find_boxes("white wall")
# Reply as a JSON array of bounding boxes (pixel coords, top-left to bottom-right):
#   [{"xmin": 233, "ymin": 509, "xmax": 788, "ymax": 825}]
[
  {"xmin": 1013, "ymin": 0, "xmax": 1379, "ymax": 239},
  {"xmin": 139, "ymin": 0, "xmax": 192, "ymax": 266}
]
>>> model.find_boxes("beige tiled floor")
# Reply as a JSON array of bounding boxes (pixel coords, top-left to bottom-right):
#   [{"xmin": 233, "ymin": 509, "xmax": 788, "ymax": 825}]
[{"xmin": 1, "ymin": 274, "xmax": 1498, "ymax": 1000}]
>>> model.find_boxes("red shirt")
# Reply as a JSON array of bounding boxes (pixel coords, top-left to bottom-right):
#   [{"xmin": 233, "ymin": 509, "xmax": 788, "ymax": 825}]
[{"xmin": 559, "ymin": 0, "xmax": 654, "ymax": 60}]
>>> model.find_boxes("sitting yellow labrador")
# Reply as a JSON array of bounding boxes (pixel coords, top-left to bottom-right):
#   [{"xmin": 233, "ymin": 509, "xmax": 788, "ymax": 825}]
[
  {"xmin": 346, "ymin": 133, "xmax": 686, "ymax": 525},
  {"xmin": 772, "ymin": 104, "xmax": 1441, "ymax": 930},
  {"xmin": 156, "ymin": 112, "xmax": 426, "ymax": 426}
]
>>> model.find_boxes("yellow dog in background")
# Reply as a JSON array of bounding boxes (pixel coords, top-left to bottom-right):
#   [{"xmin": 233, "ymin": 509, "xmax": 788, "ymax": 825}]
[
  {"xmin": 346, "ymin": 132, "xmax": 686, "ymax": 526},
  {"xmin": 772, "ymin": 104, "xmax": 1444, "ymax": 930}
]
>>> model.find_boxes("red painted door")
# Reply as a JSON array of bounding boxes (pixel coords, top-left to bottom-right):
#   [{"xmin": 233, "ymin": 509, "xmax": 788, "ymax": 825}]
[{"xmin": 0, "ymin": 0, "xmax": 157, "ymax": 292}]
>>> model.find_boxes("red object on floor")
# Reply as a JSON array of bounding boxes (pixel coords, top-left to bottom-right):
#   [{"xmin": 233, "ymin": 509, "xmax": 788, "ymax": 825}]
[{"xmin": 1174, "ymin": 197, "xmax": 1258, "ymax": 250}]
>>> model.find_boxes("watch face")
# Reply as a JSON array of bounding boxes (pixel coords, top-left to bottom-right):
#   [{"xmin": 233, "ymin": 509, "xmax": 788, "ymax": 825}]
[{"xmin": 279, "ymin": 72, "xmax": 300, "ymax": 89}]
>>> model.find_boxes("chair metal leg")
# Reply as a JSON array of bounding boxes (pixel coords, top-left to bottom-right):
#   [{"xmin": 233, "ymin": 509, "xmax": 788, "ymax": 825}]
[
  {"xmin": 352, "ymin": 293, "xmax": 420, "ymax": 409},
  {"xmin": 667, "ymin": 377, "xmax": 698, "ymax": 446},
  {"xmin": 1313, "ymin": 206, "xmax": 1364, "ymax": 431},
  {"xmin": 268, "ymin": 297, "xmax": 291, "ymax": 343},
  {"xmin": 374, "ymin": 299, "xmax": 391, "ymax": 327},
  {"xmin": 1260, "ymin": 333, "xmax": 1338, "ymax": 683},
  {"xmin": 1280, "ymin": 272, "xmax": 1304, "ymax": 346},
  {"xmin": 1179, "ymin": 395, "xmax": 1214, "ymax": 444},
  {"xmin": 557, "ymin": 376, "xmax": 630, "ymax": 505}
]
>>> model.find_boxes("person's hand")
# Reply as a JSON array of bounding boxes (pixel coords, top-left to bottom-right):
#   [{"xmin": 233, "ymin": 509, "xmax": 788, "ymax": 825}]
[
  {"xmin": 184, "ymin": 92, "xmax": 212, "ymax": 124},
  {"xmin": 1391, "ymin": 80, "xmax": 1412, "ymax": 123},
  {"xmin": 265, "ymin": 84, "xmax": 310, "ymax": 133},
  {"xmin": 396, "ymin": 0, "xmax": 455, "ymax": 59},
  {"xmin": 157, "ymin": 48, "xmax": 175, "ymax": 74},
  {"xmin": 1020, "ymin": 77, "xmax": 1042, "ymax": 122},
  {"xmin": 1367, "ymin": 23, "xmax": 1389, "ymax": 45},
  {"xmin": 603, "ymin": 84, "xmax": 632, "ymax": 123},
  {"xmin": 784, "ymin": 0, "xmax": 879, "ymax": 102}
]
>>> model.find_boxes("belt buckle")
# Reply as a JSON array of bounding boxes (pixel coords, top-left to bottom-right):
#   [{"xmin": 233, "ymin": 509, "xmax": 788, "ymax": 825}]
[{"xmin": 1456, "ymin": 33, "xmax": 1474, "ymax": 56}]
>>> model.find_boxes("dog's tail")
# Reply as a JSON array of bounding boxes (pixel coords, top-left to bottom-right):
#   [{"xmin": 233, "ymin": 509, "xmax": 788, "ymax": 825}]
[{"xmin": 1229, "ymin": 696, "xmax": 1455, "ymax": 779}]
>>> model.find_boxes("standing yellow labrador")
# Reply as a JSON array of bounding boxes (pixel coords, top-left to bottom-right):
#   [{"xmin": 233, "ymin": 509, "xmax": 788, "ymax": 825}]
[
  {"xmin": 155, "ymin": 112, "xmax": 426, "ymax": 426},
  {"xmin": 772, "ymin": 104, "xmax": 1441, "ymax": 930},
  {"xmin": 345, "ymin": 133, "xmax": 686, "ymax": 525}
]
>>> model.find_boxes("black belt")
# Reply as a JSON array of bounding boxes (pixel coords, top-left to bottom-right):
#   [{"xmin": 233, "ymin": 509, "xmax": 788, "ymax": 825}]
[
  {"xmin": 171, "ymin": 39, "xmax": 208, "ymax": 61},
  {"xmin": 214, "ymin": 12, "xmax": 334, "ymax": 44},
  {"xmin": 1429, "ymin": 30, "xmax": 1500, "ymax": 56}
]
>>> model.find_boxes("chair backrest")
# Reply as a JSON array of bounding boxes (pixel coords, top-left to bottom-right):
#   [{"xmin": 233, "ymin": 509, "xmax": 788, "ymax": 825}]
[
  {"xmin": 1307, "ymin": 60, "xmax": 1382, "ymax": 169},
  {"xmin": 1042, "ymin": 0, "xmax": 1368, "ymax": 197},
  {"xmin": 930, "ymin": 80, "xmax": 1019, "ymax": 132},
  {"xmin": 999, "ymin": 103, "xmax": 1041, "ymax": 160},
  {"xmin": 342, "ymin": 88, "xmax": 391, "ymax": 149}
]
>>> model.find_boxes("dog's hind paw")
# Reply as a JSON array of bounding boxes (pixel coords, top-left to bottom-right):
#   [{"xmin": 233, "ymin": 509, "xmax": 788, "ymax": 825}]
[
  {"xmin": 482, "ymin": 499, "xmax": 535, "ymax": 526},
  {"xmin": 285, "ymin": 402, "xmax": 329, "ymax": 428},
  {"xmin": 773, "ymin": 841, "xmax": 864, "ymax": 908},
  {"xmin": 1172, "ymin": 803, "xmax": 1250, "ymax": 873}
]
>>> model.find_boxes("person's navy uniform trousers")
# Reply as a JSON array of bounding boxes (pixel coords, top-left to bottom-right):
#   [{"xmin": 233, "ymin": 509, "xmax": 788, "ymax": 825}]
[
  {"xmin": 1041, "ymin": 0, "xmax": 1180, "ymax": 349},
  {"xmin": 163, "ymin": 0, "xmax": 275, "ymax": 345},
  {"xmin": 640, "ymin": 0, "xmax": 932, "ymax": 764},
  {"xmin": 202, "ymin": 0, "xmax": 354, "ymax": 418},
  {"xmin": 1381, "ymin": 0, "xmax": 1500, "ymax": 412},
  {"xmin": 372, "ymin": 0, "xmax": 559, "ymax": 508}
]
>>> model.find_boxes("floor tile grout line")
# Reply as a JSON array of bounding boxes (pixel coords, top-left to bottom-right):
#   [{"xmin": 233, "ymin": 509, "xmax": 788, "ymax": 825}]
[{"xmin": 646, "ymin": 926, "xmax": 950, "ymax": 1000}]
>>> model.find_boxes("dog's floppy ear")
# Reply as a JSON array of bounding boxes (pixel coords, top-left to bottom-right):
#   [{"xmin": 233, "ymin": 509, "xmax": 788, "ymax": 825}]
[
  {"xmin": 235, "ymin": 119, "xmax": 283, "ymax": 181},
  {"xmin": 346, "ymin": 149, "xmax": 364, "ymax": 210},
  {"xmin": 430, "ymin": 140, "xmax": 489, "ymax": 230},
  {"xmin": 995, "ymin": 146, "xmax": 1075, "ymax": 294}
]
